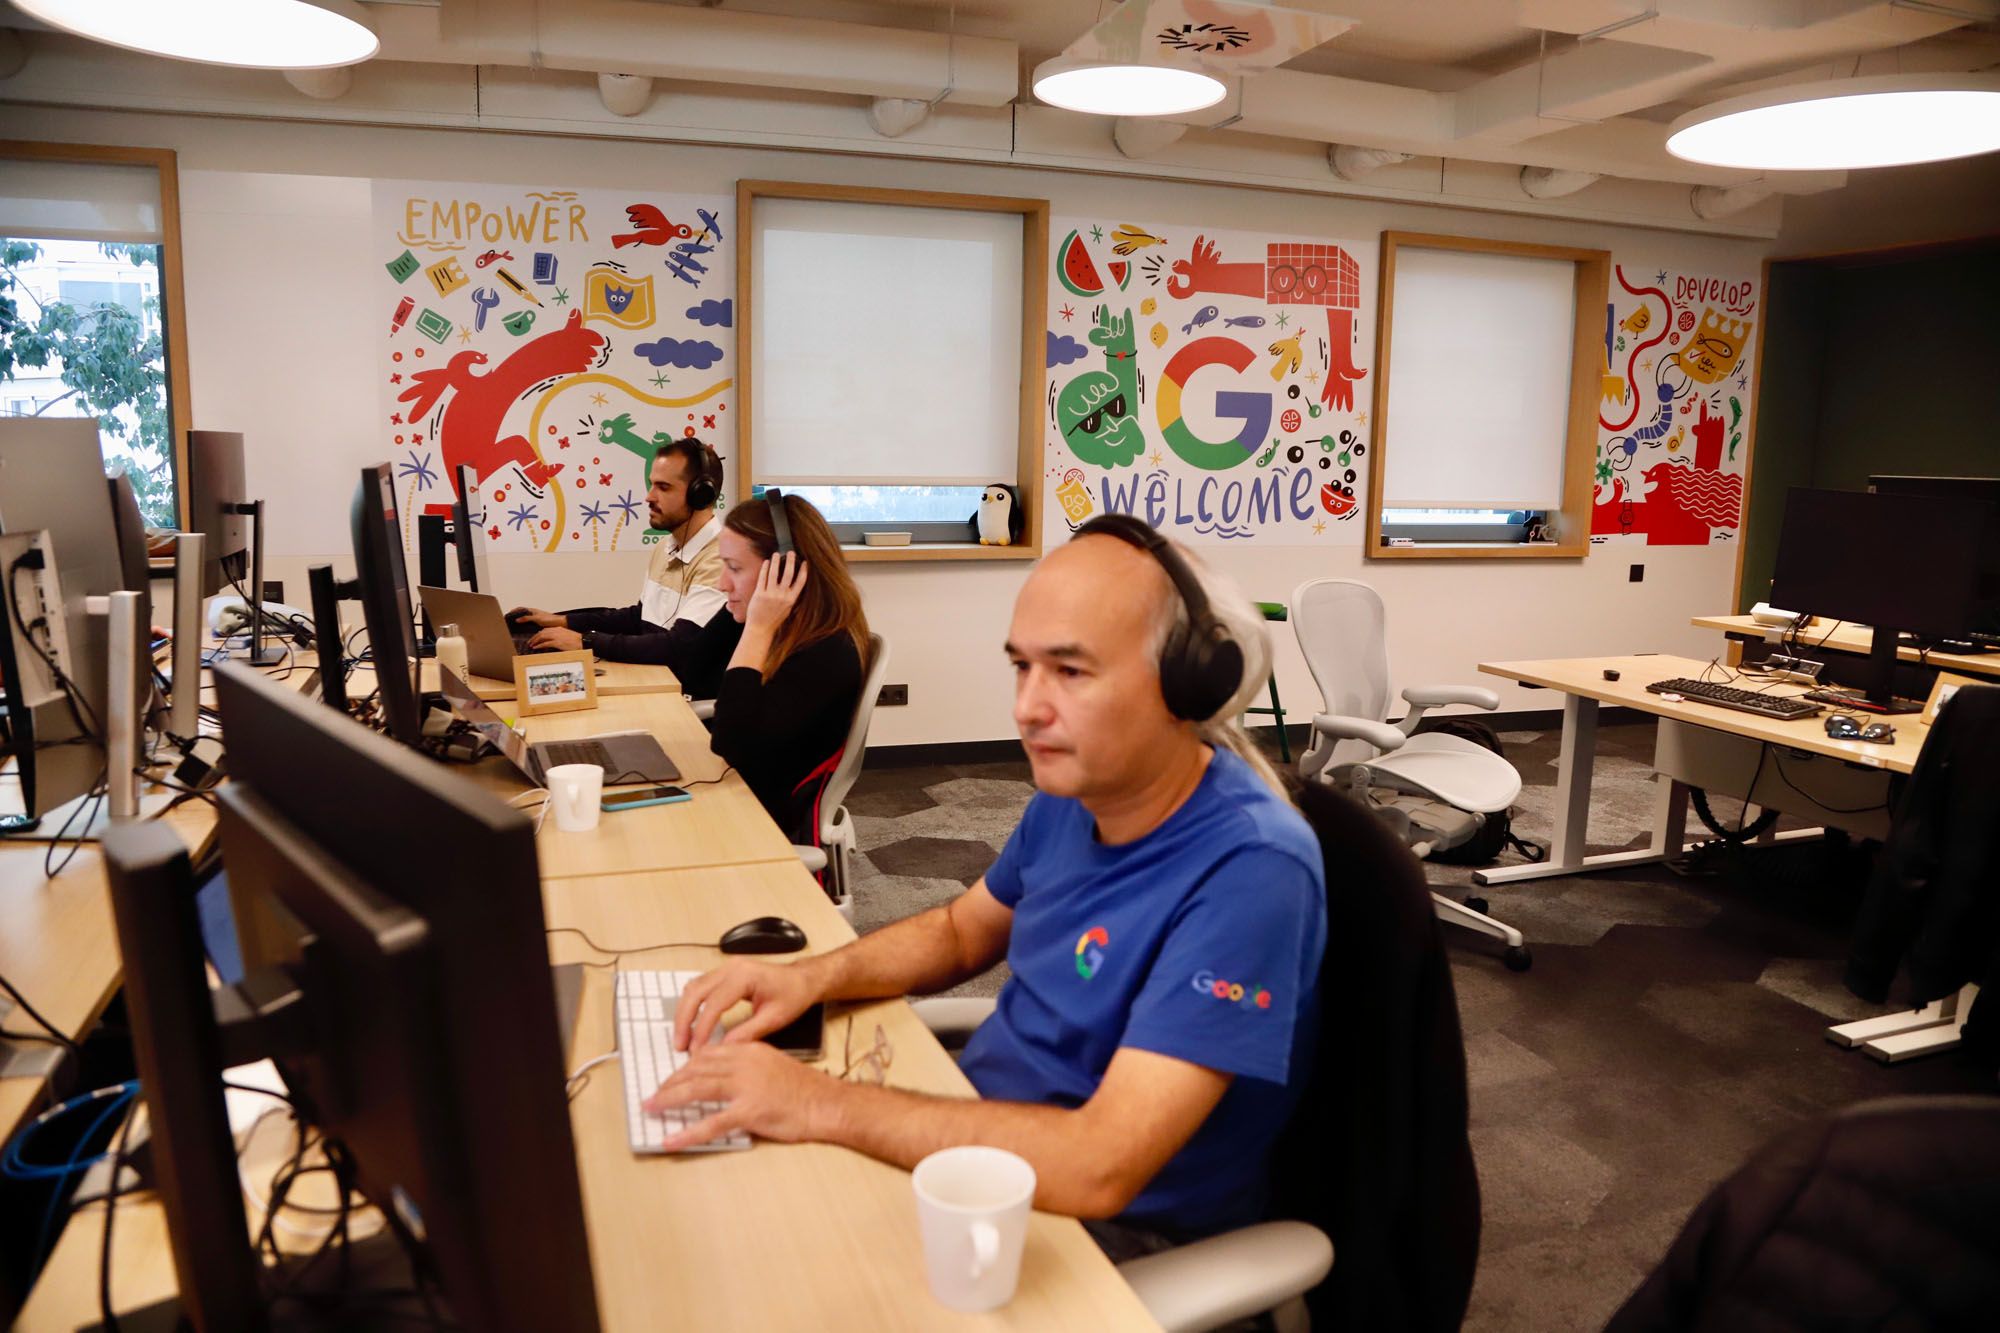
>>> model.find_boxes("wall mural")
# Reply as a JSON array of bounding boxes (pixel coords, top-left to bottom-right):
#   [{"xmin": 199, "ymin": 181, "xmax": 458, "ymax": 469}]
[
  {"xmin": 1043, "ymin": 219, "xmax": 1375, "ymax": 545},
  {"xmin": 374, "ymin": 184, "xmax": 733, "ymax": 554},
  {"xmin": 1592, "ymin": 265, "xmax": 1757, "ymax": 547}
]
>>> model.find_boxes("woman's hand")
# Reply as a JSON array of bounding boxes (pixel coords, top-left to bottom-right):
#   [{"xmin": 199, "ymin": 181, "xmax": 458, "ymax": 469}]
[{"xmin": 743, "ymin": 551, "xmax": 808, "ymax": 633}]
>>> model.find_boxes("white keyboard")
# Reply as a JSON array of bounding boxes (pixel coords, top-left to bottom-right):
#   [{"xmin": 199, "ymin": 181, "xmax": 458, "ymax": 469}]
[{"xmin": 615, "ymin": 969, "xmax": 751, "ymax": 1154}]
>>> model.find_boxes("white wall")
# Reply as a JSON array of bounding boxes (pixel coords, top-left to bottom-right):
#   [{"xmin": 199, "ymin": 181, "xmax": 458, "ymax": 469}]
[{"xmin": 9, "ymin": 106, "xmax": 1772, "ymax": 747}]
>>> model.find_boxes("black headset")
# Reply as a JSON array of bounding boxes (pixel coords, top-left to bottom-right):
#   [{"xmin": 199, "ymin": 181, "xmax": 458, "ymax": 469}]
[
  {"xmin": 764, "ymin": 486, "xmax": 795, "ymax": 556},
  {"xmin": 1073, "ymin": 513, "xmax": 1244, "ymax": 722},
  {"xmin": 677, "ymin": 438, "xmax": 723, "ymax": 512}
]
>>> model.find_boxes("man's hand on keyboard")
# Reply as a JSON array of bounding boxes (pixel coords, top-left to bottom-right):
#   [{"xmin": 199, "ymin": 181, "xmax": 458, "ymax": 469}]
[
  {"xmin": 672, "ymin": 958, "xmax": 822, "ymax": 1052},
  {"xmin": 643, "ymin": 1040, "xmax": 832, "ymax": 1151},
  {"xmin": 528, "ymin": 626, "xmax": 584, "ymax": 652},
  {"xmin": 508, "ymin": 607, "xmax": 567, "ymax": 629}
]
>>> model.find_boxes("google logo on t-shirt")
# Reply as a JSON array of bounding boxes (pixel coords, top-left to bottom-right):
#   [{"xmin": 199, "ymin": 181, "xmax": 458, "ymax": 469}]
[
  {"xmin": 1191, "ymin": 969, "xmax": 1272, "ymax": 1010},
  {"xmin": 1075, "ymin": 927, "xmax": 1109, "ymax": 980}
]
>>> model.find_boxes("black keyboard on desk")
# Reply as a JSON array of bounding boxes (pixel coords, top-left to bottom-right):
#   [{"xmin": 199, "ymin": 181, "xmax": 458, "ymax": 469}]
[
  {"xmin": 1646, "ymin": 677, "xmax": 1822, "ymax": 721},
  {"xmin": 538, "ymin": 740, "xmax": 614, "ymax": 770}
]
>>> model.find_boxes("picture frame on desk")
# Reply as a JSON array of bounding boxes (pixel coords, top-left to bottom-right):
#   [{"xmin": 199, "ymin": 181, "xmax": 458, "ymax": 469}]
[
  {"xmin": 1921, "ymin": 670, "xmax": 1980, "ymax": 728},
  {"xmin": 515, "ymin": 649, "xmax": 598, "ymax": 716}
]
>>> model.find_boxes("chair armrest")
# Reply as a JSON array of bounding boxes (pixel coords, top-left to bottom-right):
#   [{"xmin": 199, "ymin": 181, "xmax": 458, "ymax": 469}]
[
  {"xmin": 1115, "ymin": 1221, "xmax": 1333, "ymax": 1333},
  {"xmin": 793, "ymin": 845, "xmax": 828, "ymax": 873},
  {"xmin": 1312, "ymin": 713, "xmax": 1405, "ymax": 753},
  {"xmin": 1400, "ymin": 685, "xmax": 1499, "ymax": 711},
  {"xmin": 688, "ymin": 698, "xmax": 715, "ymax": 720},
  {"xmin": 909, "ymin": 997, "xmax": 997, "ymax": 1042}
]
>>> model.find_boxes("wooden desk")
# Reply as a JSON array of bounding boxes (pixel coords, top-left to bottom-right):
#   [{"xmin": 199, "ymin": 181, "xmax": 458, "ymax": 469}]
[
  {"xmin": 1693, "ymin": 614, "xmax": 2000, "ymax": 680},
  {"xmin": 416, "ymin": 656, "xmax": 684, "ymax": 700},
  {"xmin": 18, "ymin": 856, "xmax": 1156, "ymax": 1331},
  {"xmin": 1474, "ymin": 653, "xmax": 1922, "ymax": 886},
  {"xmin": 454, "ymin": 692, "xmax": 799, "ymax": 876}
]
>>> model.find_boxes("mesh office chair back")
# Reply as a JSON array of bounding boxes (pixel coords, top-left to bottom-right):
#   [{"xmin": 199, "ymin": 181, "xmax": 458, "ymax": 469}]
[{"xmin": 1291, "ymin": 579, "xmax": 1393, "ymax": 768}]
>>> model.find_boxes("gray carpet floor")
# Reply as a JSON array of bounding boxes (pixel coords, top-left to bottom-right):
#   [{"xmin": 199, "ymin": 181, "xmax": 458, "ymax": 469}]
[{"xmin": 844, "ymin": 719, "xmax": 1998, "ymax": 1331}]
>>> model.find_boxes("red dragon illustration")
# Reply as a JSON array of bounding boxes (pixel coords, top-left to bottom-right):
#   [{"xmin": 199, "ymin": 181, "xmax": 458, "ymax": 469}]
[
  {"xmin": 396, "ymin": 309, "xmax": 605, "ymax": 496},
  {"xmin": 1594, "ymin": 398, "xmax": 1742, "ymax": 545}
]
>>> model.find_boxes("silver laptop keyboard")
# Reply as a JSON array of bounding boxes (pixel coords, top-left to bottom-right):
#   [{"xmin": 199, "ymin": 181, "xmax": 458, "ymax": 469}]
[{"xmin": 615, "ymin": 970, "xmax": 751, "ymax": 1155}]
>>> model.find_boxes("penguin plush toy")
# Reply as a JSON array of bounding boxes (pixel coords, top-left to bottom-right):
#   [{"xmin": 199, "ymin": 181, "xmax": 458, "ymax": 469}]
[{"xmin": 976, "ymin": 483, "xmax": 1023, "ymax": 546}]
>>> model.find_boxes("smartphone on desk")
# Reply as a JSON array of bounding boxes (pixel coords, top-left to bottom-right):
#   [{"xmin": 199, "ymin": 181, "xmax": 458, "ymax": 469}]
[
  {"xmin": 601, "ymin": 784, "xmax": 691, "ymax": 812},
  {"xmin": 764, "ymin": 1004, "xmax": 826, "ymax": 1061}
]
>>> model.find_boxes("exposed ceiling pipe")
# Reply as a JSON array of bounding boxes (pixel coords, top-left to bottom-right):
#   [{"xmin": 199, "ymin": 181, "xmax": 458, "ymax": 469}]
[
  {"xmin": 283, "ymin": 67, "xmax": 352, "ymax": 100},
  {"xmin": 1690, "ymin": 183, "xmax": 1775, "ymax": 218},
  {"xmin": 0, "ymin": 26, "xmax": 26, "ymax": 80},
  {"xmin": 1520, "ymin": 165, "xmax": 1602, "ymax": 197},
  {"xmin": 868, "ymin": 97, "xmax": 931, "ymax": 138},
  {"xmin": 1327, "ymin": 144, "xmax": 1411, "ymax": 179},
  {"xmin": 372, "ymin": 0, "xmax": 1017, "ymax": 106},
  {"xmin": 1113, "ymin": 117, "xmax": 1189, "ymax": 158},
  {"xmin": 597, "ymin": 72, "xmax": 653, "ymax": 117}
]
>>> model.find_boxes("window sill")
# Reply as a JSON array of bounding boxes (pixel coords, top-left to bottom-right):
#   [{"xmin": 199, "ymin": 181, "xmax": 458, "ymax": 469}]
[
  {"xmin": 841, "ymin": 541, "xmax": 1041, "ymax": 563},
  {"xmin": 1369, "ymin": 541, "xmax": 1585, "ymax": 560}
]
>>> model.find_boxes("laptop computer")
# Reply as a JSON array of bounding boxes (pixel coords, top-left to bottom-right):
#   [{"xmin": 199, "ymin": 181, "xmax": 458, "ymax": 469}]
[
  {"xmin": 418, "ymin": 585, "xmax": 543, "ymax": 679},
  {"xmin": 438, "ymin": 665, "xmax": 680, "ymax": 786}
]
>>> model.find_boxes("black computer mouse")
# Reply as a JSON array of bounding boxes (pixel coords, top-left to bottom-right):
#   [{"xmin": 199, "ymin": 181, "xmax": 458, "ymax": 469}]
[{"xmin": 718, "ymin": 916, "xmax": 808, "ymax": 955}]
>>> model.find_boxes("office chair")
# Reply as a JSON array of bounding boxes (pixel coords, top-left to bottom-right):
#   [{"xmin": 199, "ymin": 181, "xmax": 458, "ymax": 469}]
[
  {"xmin": 791, "ymin": 632, "xmax": 890, "ymax": 916},
  {"xmin": 914, "ymin": 780, "xmax": 1482, "ymax": 1333},
  {"xmin": 1289, "ymin": 578, "xmax": 1532, "ymax": 970},
  {"xmin": 1607, "ymin": 1096, "xmax": 2000, "ymax": 1331}
]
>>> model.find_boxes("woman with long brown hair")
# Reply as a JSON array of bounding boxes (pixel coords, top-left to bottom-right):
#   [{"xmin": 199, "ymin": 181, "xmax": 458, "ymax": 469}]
[{"xmin": 707, "ymin": 491, "xmax": 870, "ymax": 846}]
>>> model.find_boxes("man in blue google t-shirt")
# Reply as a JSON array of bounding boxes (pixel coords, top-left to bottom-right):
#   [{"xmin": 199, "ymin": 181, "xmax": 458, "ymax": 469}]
[{"xmin": 647, "ymin": 516, "xmax": 1326, "ymax": 1253}]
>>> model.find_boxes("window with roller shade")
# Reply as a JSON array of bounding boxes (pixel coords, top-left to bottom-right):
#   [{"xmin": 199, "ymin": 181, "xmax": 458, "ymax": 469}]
[
  {"xmin": 743, "ymin": 184, "xmax": 1045, "ymax": 550},
  {"xmin": 1, "ymin": 152, "xmax": 186, "ymax": 529}
]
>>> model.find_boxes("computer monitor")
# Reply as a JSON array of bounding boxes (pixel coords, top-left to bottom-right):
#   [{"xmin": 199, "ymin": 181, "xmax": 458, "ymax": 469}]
[
  {"xmin": 1769, "ymin": 486, "xmax": 1988, "ymax": 708},
  {"xmin": 106, "ymin": 471, "xmax": 155, "ymax": 605},
  {"xmin": 100, "ymin": 661, "xmax": 600, "ymax": 1330},
  {"xmin": 185, "ymin": 429, "xmax": 248, "ymax": 599},
  {"xmin": 1869, "ymin": 474, "xmax": 2000, "ymax": 646},
  {"xmin": 452, "ymin": 463, "xmax": 491, "ymax": 595},
  {"xmin": 0, "ymin": 417, "xmax": 122, "ymax": 826},
  {"xmin": 351, "ymin": 464, "xmax": 425, "ymax": 747}
]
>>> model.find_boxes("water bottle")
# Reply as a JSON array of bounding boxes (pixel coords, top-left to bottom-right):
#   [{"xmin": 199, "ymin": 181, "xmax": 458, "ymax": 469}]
[{"xmin": 435, "ymin": 621, "xmax": 469, "ymax": 682}]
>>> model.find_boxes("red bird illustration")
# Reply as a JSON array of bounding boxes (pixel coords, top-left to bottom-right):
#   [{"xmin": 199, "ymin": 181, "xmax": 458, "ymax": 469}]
[
  {"xmin": 397, "ymin": 309, "xmax": 607, "ymax": 498},
  {"xmin": 612, "ymin": 204, "xmax": 694, "ymax": 249}
]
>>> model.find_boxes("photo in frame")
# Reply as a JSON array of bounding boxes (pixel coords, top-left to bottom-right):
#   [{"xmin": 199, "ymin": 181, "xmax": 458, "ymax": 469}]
[
  {"xmin": 1921, "ymin": 670, "xmax": 1980, "ymax": 727},
  {"xmin": 515, "ymin": 649, "xmax": 598, "ymax": 716}
]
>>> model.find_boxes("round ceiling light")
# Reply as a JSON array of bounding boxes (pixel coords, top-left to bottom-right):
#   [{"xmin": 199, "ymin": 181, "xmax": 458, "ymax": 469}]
[
  {"xmin": 14, "ymin": 0, "xmax": 379, "ymax": 70},
  {"xmin": 1032, "ymin": 57, "xmax": 1228, "ymax": 118},
  {"xmin": 1666, "ymin": 74, "xmax": 2000, "ymax": 171}
]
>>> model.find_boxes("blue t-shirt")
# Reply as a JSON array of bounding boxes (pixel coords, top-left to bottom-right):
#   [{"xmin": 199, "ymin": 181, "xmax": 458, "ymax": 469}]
[{"xmin": 959, "ymin": 747, "xmax": 1326, "ymax": 1236}]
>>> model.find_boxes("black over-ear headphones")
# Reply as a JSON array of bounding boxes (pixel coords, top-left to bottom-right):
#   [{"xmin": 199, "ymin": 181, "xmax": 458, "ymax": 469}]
[
  {"xmin": 764, "ymin": 487, "xmax": 795, "ymax": 556},
  {"xmin": 680, "ymin": 439, "xmax": 723, "ymax": 512},
  {"xmin": 1073, "ymin": 513, "xmax": 1244, "ymax": 722}
]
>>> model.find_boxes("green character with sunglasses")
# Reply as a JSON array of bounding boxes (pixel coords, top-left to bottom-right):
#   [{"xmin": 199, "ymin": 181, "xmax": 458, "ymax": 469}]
[{"xmin": 1056, "ymin": 305, "xmax": 1143, "ymax": 469}]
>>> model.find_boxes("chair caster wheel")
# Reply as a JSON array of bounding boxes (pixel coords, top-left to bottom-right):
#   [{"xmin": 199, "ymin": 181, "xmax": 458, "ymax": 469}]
[
  {"xmin": 1503, "ymin": 946, "xmax": 1532, "ymax": 973},
  {"xmin": 1463, "ymin": 895, "xmax": 1489, "ymax": 915}
]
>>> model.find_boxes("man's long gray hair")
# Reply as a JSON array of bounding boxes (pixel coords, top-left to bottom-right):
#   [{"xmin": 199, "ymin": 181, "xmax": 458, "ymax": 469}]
[{"xmin": 1146, "ymin": 542, "xmax": 1287, "ymax": 797}]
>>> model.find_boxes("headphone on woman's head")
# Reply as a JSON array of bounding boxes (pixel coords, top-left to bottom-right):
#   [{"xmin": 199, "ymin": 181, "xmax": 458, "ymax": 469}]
[
  {"xmin": 764, "ymin": 487, "xmax": 795, "ymax": 556},
  {"xmin": 1073, "ymin": 513, "xmax": 1245, "ymax": 722}
]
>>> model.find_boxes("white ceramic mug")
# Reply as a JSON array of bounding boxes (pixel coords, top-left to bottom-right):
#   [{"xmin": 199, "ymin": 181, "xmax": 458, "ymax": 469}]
[
  {"xmin": 911, "ymin": 1145, "xmax": 1036, "ymax": 1313},
  {"xmin": 544, "ymin": 763, "xmax": 604, "ymax": 833}
]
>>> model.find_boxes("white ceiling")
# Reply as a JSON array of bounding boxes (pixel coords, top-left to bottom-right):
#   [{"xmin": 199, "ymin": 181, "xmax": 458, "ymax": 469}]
[{"xmin": 3, "ymin": 0, "xmax": 1998, "ymax": 232}]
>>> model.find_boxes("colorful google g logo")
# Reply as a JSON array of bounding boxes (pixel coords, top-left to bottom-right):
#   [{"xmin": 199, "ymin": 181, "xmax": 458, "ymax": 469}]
[{"xmin": 1075, "ymin": 927, "xmax": 1109, "ymax": 980}]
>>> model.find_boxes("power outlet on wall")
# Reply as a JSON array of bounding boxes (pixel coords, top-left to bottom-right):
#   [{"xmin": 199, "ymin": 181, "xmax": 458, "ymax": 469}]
[
  {"xmin": 878, "ymin": 683, "xmax": 909, "ymax": 707},
  {"xmin": 1629, "ymin": 564, "xmax": 1645, "ymax": 583}
]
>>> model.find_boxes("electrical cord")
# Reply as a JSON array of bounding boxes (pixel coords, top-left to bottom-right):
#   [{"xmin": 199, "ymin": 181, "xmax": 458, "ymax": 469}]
[
  {"xmin": 544, "ymin": 924, "xmax": 718, "ymax": 968},
  {"xmin": 42, "ymin": 769, "xmax": 108, "ymax": 880},
  {"xmin": 1688, "ymin": 744, "xmax": 1779, "ymax": 843},
  {"xmin": 0, "ymin": 969, "xmax": 82, "ymax": 1057},
  {"xmin": 7, "ymin": 557, "xmax": 103, "ymax": 742},
  {"xmin": 97, "ymin": 1082, "xmax": 142, "ymax": 1332}
]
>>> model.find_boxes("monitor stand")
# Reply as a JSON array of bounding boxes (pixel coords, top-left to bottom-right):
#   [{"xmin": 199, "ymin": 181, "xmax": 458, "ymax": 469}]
[
  {"xmin": 4, "ymin": 784, "xmax": 179, "ymax": 843},
  {"xmin": 1862, "ymin": 625, "xmax": 1928, "ymax": 715}
]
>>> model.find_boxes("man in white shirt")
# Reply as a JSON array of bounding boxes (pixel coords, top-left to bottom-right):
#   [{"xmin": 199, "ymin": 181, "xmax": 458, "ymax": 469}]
[{"xmin": 511, "ymin": 437, "xmax": 729, "ymax": 663}]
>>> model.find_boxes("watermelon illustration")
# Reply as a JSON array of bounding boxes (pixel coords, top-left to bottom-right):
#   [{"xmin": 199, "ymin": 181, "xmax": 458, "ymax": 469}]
[
  {"xmin": 1108, "ymin": 259, "xmax": 1131, "ymax": 290},
  {"xmin": 1057, "ymin": 229, "xmax": 1106, "ymax": 297}
]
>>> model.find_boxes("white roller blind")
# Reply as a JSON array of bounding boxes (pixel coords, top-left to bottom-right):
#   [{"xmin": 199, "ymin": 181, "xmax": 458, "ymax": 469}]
[
  {"xmin": 1381, "ymin": 246, "xmax": 1576, "ymax": 510},
  {"xmin": 751, "ymin": 198, "xmax": 1021, "ymax": 486},
  {"xmin": 0, "ymin": 160, "xmax": 163, "ymax": 242}
]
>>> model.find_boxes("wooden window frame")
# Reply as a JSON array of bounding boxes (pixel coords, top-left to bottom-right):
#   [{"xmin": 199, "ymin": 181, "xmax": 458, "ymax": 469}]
[
  {"xmin": 1365, "ymin": 231, "xmax": 1609, "ymax": 561},
  {"xmin": 0, "ymin": 140, "xmax": 195, "ymax": 529},
  {"xmin": 735, "ymin": 179, "xmax": 1047, "ymax": 563}
]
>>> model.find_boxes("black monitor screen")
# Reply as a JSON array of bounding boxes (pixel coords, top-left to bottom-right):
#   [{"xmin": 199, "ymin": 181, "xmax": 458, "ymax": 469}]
[
  {"xmin": 351, "ymin": 464, "xmax": 423, "ymax": 747},
  {"xmin": 1771, "ymin": 487, "xmax": 1986, "ymax": 639},
  {"xmin": 1870, "ymin": 475, "xmax": 2000, "ymax": 640}
]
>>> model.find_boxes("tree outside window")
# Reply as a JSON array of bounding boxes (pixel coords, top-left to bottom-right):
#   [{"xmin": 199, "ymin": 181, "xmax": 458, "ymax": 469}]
[{"xmin": 0, "ymin": 237, "xmax": 175, "ymax": 527}]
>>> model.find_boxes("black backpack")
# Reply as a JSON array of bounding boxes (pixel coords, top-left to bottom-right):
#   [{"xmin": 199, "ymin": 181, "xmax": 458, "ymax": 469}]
[{"xmin": 1418, "ymin": 718, "xmax": 1545, "ymax": 867}]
